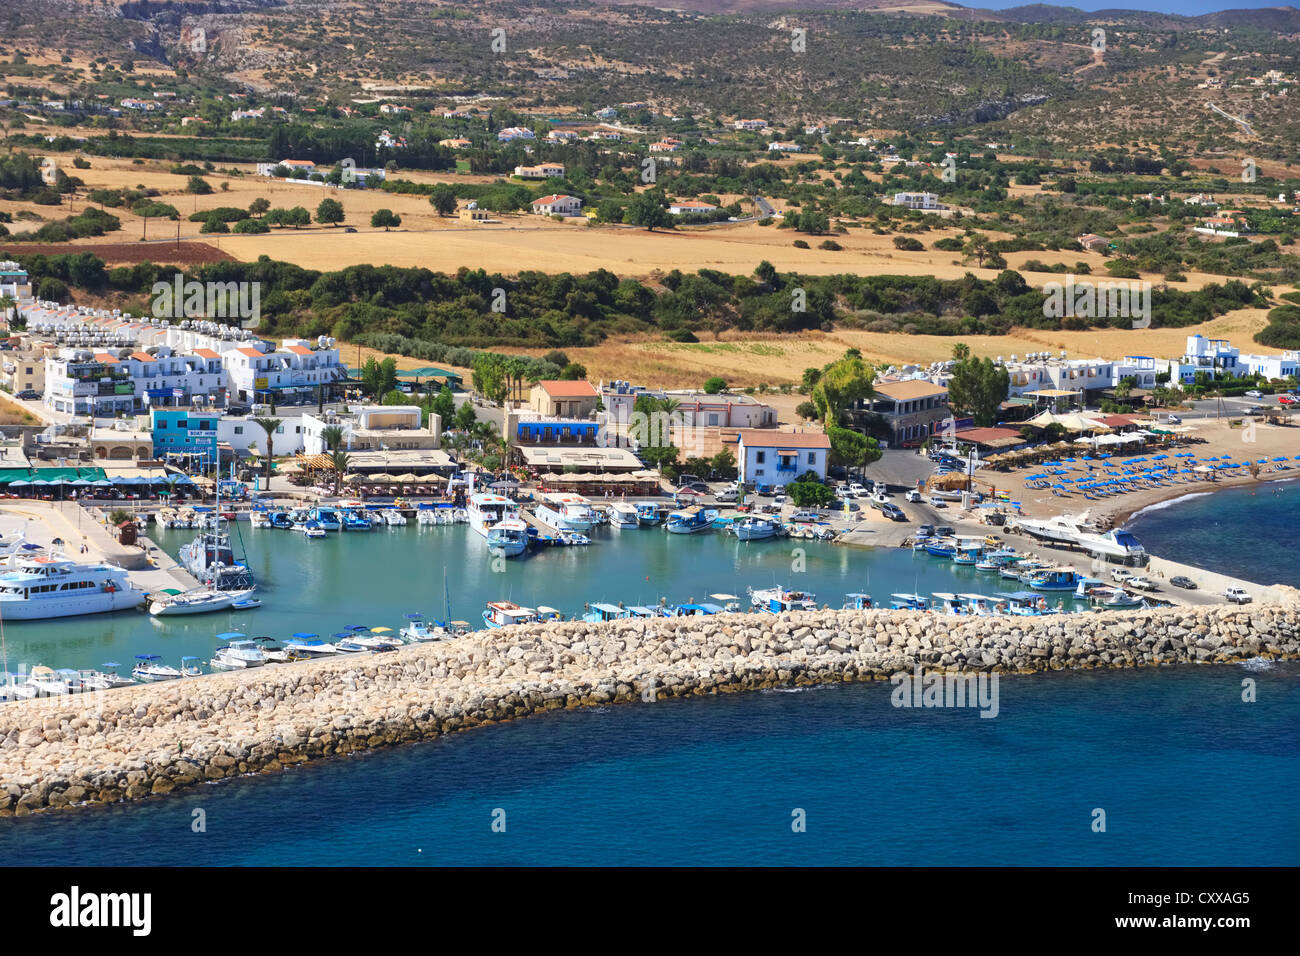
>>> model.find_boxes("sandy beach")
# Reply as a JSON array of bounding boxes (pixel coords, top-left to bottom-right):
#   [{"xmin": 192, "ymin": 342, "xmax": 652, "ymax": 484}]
[{"xmin": 980, "ymin": 415, "xmax": 1300, "ymax": 528}]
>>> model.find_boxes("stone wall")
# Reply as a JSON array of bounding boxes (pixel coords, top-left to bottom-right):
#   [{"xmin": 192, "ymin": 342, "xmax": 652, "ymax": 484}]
[{"xmin": 3, "ymin": 596, "xmax": 1299, "ymax": 816}]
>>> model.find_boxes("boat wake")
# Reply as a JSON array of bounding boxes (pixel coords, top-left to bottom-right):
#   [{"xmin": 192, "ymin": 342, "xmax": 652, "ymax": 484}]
[{"xmin": 1238, "ymin": 657, "xmax": 1275, "ymax": 672}]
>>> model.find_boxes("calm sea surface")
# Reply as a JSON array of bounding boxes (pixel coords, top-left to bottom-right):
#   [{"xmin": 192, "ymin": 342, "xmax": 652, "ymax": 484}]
[{"xmin": 0, "ymin": 499, "xmax": 1295, "ymax": 865}]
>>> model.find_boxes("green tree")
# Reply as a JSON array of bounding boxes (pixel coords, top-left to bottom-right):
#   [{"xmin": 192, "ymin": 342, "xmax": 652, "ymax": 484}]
[
  {"xmin": 248, "ymin": 197, "xmax": 270, "ymax": 217},
  {"xmin": 454, "ymin": 401, "xmax": 477, "ymax": 430},
  {"xmin": 560, "ymin": 362, "xmax": 587, "ymax": 381},
  {"xmin": 702, "ymin": 376, "xmax": 727, "ymax": 394},
  {"xmin": 370, "ymin": 208, "xmax": 401, "ymax": 230},
  {"xmin": 251, "ymin": 417, "xmax": 283, "ymax": 491},
  {"xmin": 626, "ymin": 191, "xmax": 671, "ymax": 231},
  {"xmin": 787, "ymin": 474, "xmax": 834, "ymax": 508},
  {"xmin": 320, "ymin": 424, "xmax": 345, "ymax": 452},
  {"xmin": 430, "ymin": 385, "xmax": 456, "ymax": 427},
  {"xmin": 827, "ymin": 425, "xmax": 881, "ymax": 479},
  {"xmin": 430, "ymin": 184, "xmax": 457, "ymax": 216},
  {"xmin": 329, "ymin": 449, "xmax": 350, "ymax": 496},
  {"xmin": 316, "ymin": 197, "xmax": 345, "ymax": 226},
  {"xmin": 186, "ymin": 176, "xmax": 212, "ymax": 195},
  {"xmin": 946, "ymin": 344, "xmax": 1010, "ymax": 427},
  {"xmin": 811, "ymin": 354, "xmax": 874, "ymax": 425}
]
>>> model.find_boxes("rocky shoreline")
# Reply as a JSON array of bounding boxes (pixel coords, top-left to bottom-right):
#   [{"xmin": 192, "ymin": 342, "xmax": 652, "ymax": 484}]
[{"xmin": 3, "ymin": 597, "xmax": 1299, "ymax": 816}]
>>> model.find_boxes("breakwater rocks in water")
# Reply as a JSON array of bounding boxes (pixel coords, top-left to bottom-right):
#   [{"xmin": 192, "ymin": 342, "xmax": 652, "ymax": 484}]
[{"xmin": 4, "ymin": 596, "xmax": 1300, "ymax": 816}]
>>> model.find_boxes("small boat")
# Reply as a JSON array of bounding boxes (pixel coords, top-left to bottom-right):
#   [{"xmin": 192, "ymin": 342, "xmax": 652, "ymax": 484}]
[
  {"xmin": 210, "ymin": 637, "xmax": 266, "ymax": 670},
  {"xmin": 288, "ymin": 508, "xmax": 312, "ymax": 529},
  {"xmin": 665, "ymin": 507, "xmax": 717, "ymax": 534},
  {"xmin": 952, "ymin": 548, "xmax": 981, "ymax": 566},
  {"xmin": 998, "ymin": 591, "xmax": 1052, "ymax": 616},
  {"xmin": 27, "ymin": 665, "xmax": 70, "ymax": 697},
  {"xmin": 843, "ymin": 592, "xmax": 873, "ymax": 610},
  {"xmin": 635, "ymin": 502, "xmax": 662, "ymax": 526},
  {"xmin": 482, "ymin": 601, "xmax": 538, "ymax": 628},
  {"xmin": 282, "ymin": 633, "xmax": 343, "ymax": 657},
  {"xmin": 302, "ymin": 521, "xmax": 327, "ymax": 539},
  {"xmin": 609, "ymin": 502, "xmax": 640, "ymax": 529},
  {"xmin": 958, "ymin": 593, "xmax": 998, "ymax": 616},
  {"xmin": 180, "ymin": 656, "xmax": 203, "ymax": 677},
  {"xmin": 924, "ymin": 542, "xmax": 957, "ymax": 558},
  {"xmin": 889, "ymin": 592, "xmax": 929, "ymax": 611},
  {"xmin": 708, "ymin": 593, "xmax": 742, "ymax": 613},
  {"xmin": 1024, "ymin": 568, "xmax": 1082, "ymax": 591},
  {"xmin": 96, "ymin": 661, "xmax": 135, "ymax": 688},
  {"xmin": 150, "ymin": 587, "xmax": 251, "ymax": 616},
  {"xmin": 342, "ymin": 509, "xmax": 372, "ymax": 531},
  {"xmin": 249, "ymin": 510, "xmax": 270, "ymax": 528},
  {"xmin": 268, "ymin": 511, "xmax": 294, "ymax": 530},
  {"xmin": 340, "ymin": 625, "xmax": 403, "ymax": 650},
  {"xmin": 748, "ymin": 585, "xmax": 818, "ymax": 613},
  {"xmin": 732, "ymin": 515, "xmax": 778, "ymax": 541},
  {"xmin": 310, "ymin": 507, "xmax": 342, "ymax": 532},
  {"xmin": 1102, "ymin": 588, "xmax": 1144, "ymax": 609},
  {"xmin": 0, "ymin": 672, "xmax": 37, "ymax": 701},
  {"xmin": 132, "ymin": 654, "xmax": 183, "ymax": 682},
  {"xmin": 669, "ymin": 603, "xmax": 720, "ymax": 617},
  {"xmin": 487, "ymin": 517, "xmax": 530, "ymax": 558},
  {"xmin": 931, "ymin": 592, "xmax": 969, "ymax": 616},
  {"xmin": 536, "ymin": 606, "xmax": 566, "ymax": 622},
  {"xmin": 400, "ymin": 613, "xmax": 447, "ymax": 642},
  {"xmin": 231, "ymin": 596, "xmax": 261, "ymax": 610},
  {"xmin": 582, "ymin": 602, "xmax": 628, "ymax": 623},
  {"xmin": 627, "ymin": 605, "xmax": 665, "ymax": 619},
  {"xmin": 382, "ymin": 509, "xmax": 407, "ymax": 526}
]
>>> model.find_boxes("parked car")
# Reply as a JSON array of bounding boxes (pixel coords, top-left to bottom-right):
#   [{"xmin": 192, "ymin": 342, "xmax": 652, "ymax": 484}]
[
  {"xmin": 1170, "ymin": 576, "xmax": 1197, "ymax": 590},
  {"xmin": 833, "ymin": 499, "xmax": 860, "ymax": 512},
  {"xmin": 1279, "ymin": 395, "xmax": 1298, "ymax": 405},
  {"xmin": 880, "ymin": 503, "xmax": 906, "ymax": 521},
  {"xmin": 677, "ymin": 481, "xmax": 709, "ymax": 494},
  {"xmin": 1126, "ymin": 576, "xmax": 1157, "ymax": 591},
  {"xmin": 1166, "ymin": 414, "xmax": 1181, "ymax": 424},
  {"xmin": 934, "ymin": 526, "xmax": 955, "ymax": 537},
  {"xmin": 1244, "ymin": 389, "xmax": 1263, "ymax": 398},
  {"xmin": 847, "ymin": 482, "xmax": 867, "ymax": 497},
  {"xmin": 917, "ymin": 524, "xmax": 936, "ymax": 537},
  {"xmin": 905, "ymin": 489, "xmax": 922, "ymax": 503},
  {"xmin": 772, "ymin": 493, "xmax": 787, "ymax": 506},
  {"xmin": 1246, "ymin": 405, "xmax": 1265, "ymax": 416},
  {"xmin": 1111, "ymin": 568, "xmax": 1135, "ymax": 584},
  {"xmin": 788, "ymin": 511, "xmax": 821, "ymax": 523},
  {"xmin": 1225, "ymin": 587, "xmax": 1252, "ymax": 604},
  {"xmin": 927, "ymin": 495, "xmax": 947, "ymax": 508},
  {"xmin": 715, "ymin": 488, "xmax": 740, "ymax": 503}
]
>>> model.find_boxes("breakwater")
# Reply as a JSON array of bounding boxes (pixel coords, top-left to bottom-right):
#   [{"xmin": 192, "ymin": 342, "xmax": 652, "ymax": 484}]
[{"xmin": 4, "ymin": 597, "xmax": 1299, "ymax": 816}]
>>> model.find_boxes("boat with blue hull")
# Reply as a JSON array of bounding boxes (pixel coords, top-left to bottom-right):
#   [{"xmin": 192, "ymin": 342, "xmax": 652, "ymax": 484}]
[
  {"xmin": 665, "ymin": 508, "xmax": 718, "ymax": 534},
  {"xmin": 582, "ymin": 602, "xmax": 628, "ymax": 623},
  {"xmin": 890, "ymin": 592, "xmax": 929, "ymax": 611},
  {"xmin": 310, "ymin": 507, "xmax": 341, "ymax": 532},
  {"xmin": 635, "ymin": 502, "xmax": 662, "ymax": 526},
  {"xmin": 1023, "ymin": 567, "xmax": 1082, "ymax": 591}
]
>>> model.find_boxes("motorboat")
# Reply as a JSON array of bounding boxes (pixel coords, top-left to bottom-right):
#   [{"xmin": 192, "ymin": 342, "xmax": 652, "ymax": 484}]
[
  {"xmin": 400, "ymin": 613, "xmax": 447, "ymax": 642},
  {"xmin": 536, "ymin": 493, "xmax": 597, "ymax": 531},
  {"xmin": 732, "ymin": 515, "xmax": 778, "ymax": 540},
  {"xmin": 536, "ymin": 606, "xmax": 566, "ymax": 622},
  {"xmin": 283, "ymin": 633, "xmax": 342, "ymax": 657},
  {"xmin": 843, "ymin": 592, "xmax": 873, "ymax": 610},
  {"xmin": 0, "ymin": 553, "xmax": 146, "ymax": 620},
  {"xmin": 150, "ymin": 587, "xmax": 252, "ymax": 616},
  {"xmin": 342, "ymin": 509, "xmax": 372, "ymax": 531},
  {"xmin": 924, "ymin": 541, "xmax": 957, "ymax": 558},
  {"xmin": 179, "ymin": 656, "xmax": 203, "ymax": 677},
  {"xmin": 249, "ymin": 510, "xmax": 270, "ymax": 529},
  {"xmin": 210, "ymin": 637, "xmax": 267, "ymax": 670},
  {"xmin": 310, "ymin": 507, "xmax": 342, "ymax": 532},
  {"xmin": 338, "ymin": 625, "xmax": 402, "ymax": 650},
  {"xmin": 952, "ymin": 547, "xmax": 981, "ymax": 566},
  {"xmin": 748, "ymin": 585, "xmax": 818, "ymax": 613},
  {"xmin": 95, "ymin": 661, "xmax": 135, "ymax": 688},
  {"xmin": 288, "ymin": 508, "xmax": 312, "ymax": 529},
  {"xmin": 665, "ymin": 507, "xmax": 717, "ymax": 534},
  {"xmin": 27, "ymin": 665, "xmax": 70, "ymax": 697},
  {"xmin": 179, "ymin": 513, "xmax": 255, "ymax": 592},
  {"xmin": 382, "ymin": 509, "xmax": 407, "ymax": 526},
  {"xmin": 487, "ymin": 517, "xmax": 529, "ymax": 558},
  {"xmin": 635, "ymin": 502, "xmax": 662, "ymax": 526},
  {"xmin": 231, "ymin": 596, "xmax": 262, "ymax": 610},
  {"xmin": 609, "ymin": 502, "xmax": 640, "ymax": 529},
  {"xmin": 1023, "ymin": 568, "xmax": 1082, "ymax": 591},
  {"xmin": 132, "ymin": 654, "xmax": 183, "ymax": 682},
  {"xmin": 302, "ymin": 521, "xmax": 327, "ymax": 539},
  {"xmin": 1010, "ymin": 511, "xmax": 1147, "ymax": 560},
  {"xmin": 268, "ymin": 511, "xmax": 294, "ymax": 530},
  {"xmin": 482, "ymin": 601, "xmax": 538, "ymax": 628}
]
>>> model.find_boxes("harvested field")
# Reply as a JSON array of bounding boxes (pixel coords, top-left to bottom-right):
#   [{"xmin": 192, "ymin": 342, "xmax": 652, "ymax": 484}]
[{"xmin": 0, "ymin": 241, "xmax": 235, "ymax": 265}]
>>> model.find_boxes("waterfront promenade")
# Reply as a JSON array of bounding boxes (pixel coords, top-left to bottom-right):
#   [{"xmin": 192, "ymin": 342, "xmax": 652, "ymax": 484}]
[{"xmin": 3, "ymin": 595, "xmax": 1297, "ymax": 815}]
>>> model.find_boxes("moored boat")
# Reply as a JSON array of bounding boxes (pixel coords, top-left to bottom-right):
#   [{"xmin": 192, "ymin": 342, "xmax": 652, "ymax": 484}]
[
  {"xmin": 483, "ymin": 601, "xmax": 538, "ymax": 628},
  {"xmin": 748, "ymin": 585, "xmax": 818, "ymax": 613},
  {"xmin": 609, "ymin": 502, "xmax": 640, "ymax": 529}
]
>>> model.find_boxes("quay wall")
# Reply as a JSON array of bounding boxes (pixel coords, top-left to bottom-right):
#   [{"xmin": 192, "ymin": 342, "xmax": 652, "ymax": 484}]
[{"xmin": 3, "ymin": 597, "xmax": 1299, "ymax": 816}]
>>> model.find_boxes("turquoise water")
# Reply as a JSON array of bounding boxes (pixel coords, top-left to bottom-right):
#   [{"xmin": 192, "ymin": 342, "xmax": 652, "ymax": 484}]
[
  {"xmin": 2, "ymin": 522, "xmax": 1066, "ymax": 673},
  {"xmin": 3, "ymin": 665, "xmax": 1297, "ymax": 865},
  {"xmin": 1126, "ymin": 479, "xmax": 1300, "ymax": 586}
]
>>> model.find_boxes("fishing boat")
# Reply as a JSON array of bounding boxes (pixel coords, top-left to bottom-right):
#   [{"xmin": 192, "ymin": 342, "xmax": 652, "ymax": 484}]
[
  {"xmin": 309, "ymin": 507, "xmax": 342, "ymax": 532},
  {"xmin": 210, "ymin": 636, "xmax": 266, "ymax": 670},
  {"xmin": 665, "ymin": 507, "xmax": 717, "ymax": 534},
  {"xmin": 1023, "ymin": 567, "xmax": 1082, "ymax": 591},
  {"xmin": 997, "ymin": 591, "xmax": 1052, "ymax": 616},
  {"xmin": 924, "ymin": 541, "xmax": 957, "ymax": 558},
  {"xmin": 732, "ymin": 515, "xmax": 778, "ymax": 541},
  {"xmin": 482, "ymin": 601, "xmax": 539, "ymax": 628},
  {"xmin": 179, "ymin": 498, "xmax": 255, "ymax": 591},
  {"xmin": 670, "ymin": 603, "xmax": 721, "ymax": 616},
  {"xmin": 150, "ymin": 587, "xmax": 252, "ymax": 616},
  {"xmin": 536, "ymin": 493, "xmax": 597, "ymax": 531},
  {"xmin": 536, "ymin": 606, "xmax": 565, "ymax": 623},
  {"xmin": 627, "ymin": 605, "xmax": 665, "ymax": 619},
  {"xmin": 635, "ymin": 502, "xmax": 662, "ymax": 526},
  {"xmin": 708, "ymin": 593, "xmax": 742, "ymax": 613},
  {"xmin": 301, "ymin": 521, "xmax": 327, "ymax": 539},
  {"xmin": 487, "ymin": 517, "xmax": 530, "ymax": 558},
  {"xmin": 889, "ymin": 592, "xmax": 929, "ymax": 611},
  {"xmin": 1101, "ymin": 588, "xmax": 1144, "ymax": 609},
  {"xmin": 268, "ymin": 511, "xmax": 294, "ymax": 530},
  {"xmin": 748, "ymin": 585, "xmax": 818, "ymax": 613},
  {"xmin": 400, "ymin": 613, "xmax": 447, "ymax": 642},
  {"xmin": 952, "ymin": 546, "xmax": 982, "ymax": 566},
  {"xmin": 132, "ymin": 654, "xmax": 183, "ymax": 682},
  {"xmin": 581, "ymin": 602, "xmax": 628, "ymax": 623},
  {"xmin": 1003, "ymin": 559, "xmax": 1047, "ymax": 580},
  {"xmin": 843, "ymin": 593, "xmax": 873, "ymax": 610},
  {"xmin": 609, "ymin": 502, "xmax": 640, "ymax": 529},
  {"xmin": 288, "ymin": 508, "xmax": 312, "ymax": 529},
  {"xmin": 930, "ymin": 592, "xmax": 969, "ymax": 615},
  {"xmin": 958, "ymin": 593, "xmax": 998, "ymax": 616},
  {"xmin": 0, "ymin": 553, "xmax": 146, "ymax": 620},
  {"xmin": 249, "ymin": 510, "xmax": 270, "ymax": 529}
]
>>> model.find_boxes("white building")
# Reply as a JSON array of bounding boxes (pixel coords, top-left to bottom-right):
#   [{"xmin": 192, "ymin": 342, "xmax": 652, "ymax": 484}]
[
  {"xmin": 1155, "ymin": 334, "xmax": 1243, "ymax": 385},
  {"xmin": 514, "ymin": 163, "xmax": 565, "ymax": 179},
  {"xmin": 224, "ymin": 340, "xmax": 348, "ymax": 404},
  {"xmin": 735, "ymin": 429, "xmax": 830, "ymax": 487},
  {"xmin": 497, "ymin": 127, "xmax": 536, "ymax": 141},
  {"xmin": 43, "ymin": 346, "xmax": 229, "ymax": 417},
  {"xmin": 1240, "ymin": 350, "xmax": 1300, "ymax": 380},
  {"xmin": 733, "ymin": 119, "xmax": 767, "ymax": 131},
  {"xmin": 0, "ymin": 261, "xmax": 32, "ymax": 299},
  {"xmin": 768, "ymin": 141, "xmax": 801, "ymax": 152},
  {"xmin": 531, "ymin": 194, "xmax": 583, "ymax": 216},
  {"xmin": 893, "ymin": 192, "xmax": 946, "ymax": 211},
  {"xmin": 302, "ymin": 406, "xmax": 440, "ymax": 455},
  {"xmin": 219, "ymin": 414, "xmax": 306, "ymax": 457},
  {"xmin": 668, "ymin": 201, "xmax": 718, "ymax": 216},
  {"xmin": 256, "ymin": 159, "xmax": 316, "ymax": 177}
]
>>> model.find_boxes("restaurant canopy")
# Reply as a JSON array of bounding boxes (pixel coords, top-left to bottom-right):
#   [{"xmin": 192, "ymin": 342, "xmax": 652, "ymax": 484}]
[{"xmin": 0, "ymin": 466, "xmax": 108, "ymax": 484}]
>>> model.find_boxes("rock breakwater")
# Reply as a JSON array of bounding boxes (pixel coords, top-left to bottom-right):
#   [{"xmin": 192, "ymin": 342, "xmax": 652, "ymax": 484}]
[{"xmin": 3, "ymin": 598, "xmax": 1299, "ymax": 816}]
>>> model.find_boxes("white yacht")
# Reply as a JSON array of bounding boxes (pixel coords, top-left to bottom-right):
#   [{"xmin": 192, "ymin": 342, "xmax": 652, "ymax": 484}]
[
  {"xmin": 609, "ymin": 502, "xmax": 640, "ymax": 529},
  {"xmin": 210, "ymin": 639, "xmax": 267, "ymax": 670},
  {"xmin": 1011, "ymin": 511, "xmax": 1146, "ymax": 560},
  {"xmin": 468, "ymin": 492, "xmax": 528, "ymax": 558},
  {"xmin": 0, "ymin": 554, "xmax": 146, "ymax": 620},
  {"xmin": 536, "ymin": 493, "xmax": 597, "ymax": 531},
  {"xmin": 150, "ymin": 587, "xmax": 253, "ymax": 616}
]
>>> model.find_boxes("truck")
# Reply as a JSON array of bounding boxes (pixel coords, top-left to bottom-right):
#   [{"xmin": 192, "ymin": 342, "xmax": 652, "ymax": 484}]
[{"xmin": 1224, "ymin": 587, "xmax": 1252, "ymax": 604}]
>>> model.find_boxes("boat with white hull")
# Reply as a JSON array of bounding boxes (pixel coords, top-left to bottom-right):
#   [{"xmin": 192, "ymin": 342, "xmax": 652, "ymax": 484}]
[
  {"xmin": 468, "ymin": 492, "xmax": 528, "ymax": 558},
  {"xmin": 536, "ymin": 494, "xmax": 597, "ymax": 531},
  {"xmin": 150, "ymin": 587, "xmax": 253, "ymax": 616},
  {"xmin": 0, "ymin": 554, "xmax": 145, "ymax": 620},
  {"xmin": 1011, "ymin": 511, "xmax": 1146, "ymax": 561},
  {"xmin": 609, "ymin": 502, "xmax": 640, "ymax": 529}
]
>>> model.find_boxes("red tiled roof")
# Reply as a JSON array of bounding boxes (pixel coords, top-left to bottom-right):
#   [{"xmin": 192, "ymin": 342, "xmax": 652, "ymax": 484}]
[
  {"xmin": 130, "ymin": 351, "xmax": 155, "ymax": 363},
  {"xmin": 236, "ymin": 347, "xmax": 263, "ymax": 358},
  {"xmin": 735, "ymin": 429, "xmax": 829, "ymax": 449},
  {"xmin": 285, "ymin": 345, "xmax": 314, "ymax": 355},
  {"xmin": 191, "ymin": 349, "xmax": 221, "ymax": 359},
  {"xmin": 954, "ymin": 426, "xmax": 1021, "ymax": 444}
]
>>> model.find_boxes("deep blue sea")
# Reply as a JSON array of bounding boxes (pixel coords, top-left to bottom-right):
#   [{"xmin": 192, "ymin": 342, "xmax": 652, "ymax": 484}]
[{"xmin": 0, "ymin": 489, "xmax": 1297, "ymax": 865}]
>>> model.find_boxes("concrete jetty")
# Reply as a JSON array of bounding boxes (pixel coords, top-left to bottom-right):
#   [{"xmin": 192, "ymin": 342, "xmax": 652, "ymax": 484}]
[{"xmin": 2, "ymin": 596, "xmax": 1297, "ymax": 816}]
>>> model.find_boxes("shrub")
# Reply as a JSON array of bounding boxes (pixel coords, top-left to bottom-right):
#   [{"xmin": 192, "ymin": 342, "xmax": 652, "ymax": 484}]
[
  {"xmin": 818, "ymin": 239, "xmax": 842, "ymax": 251},
  {"xmin": 892, "ymin": 236, "xmax": 924, "ymax": 251}
]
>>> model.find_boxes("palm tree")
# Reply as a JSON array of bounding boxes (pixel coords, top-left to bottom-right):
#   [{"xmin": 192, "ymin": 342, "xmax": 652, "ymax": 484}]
[
  {"xmin": 252, "ymin": 417, "xmax": 283, "ymax": 492},
  {"xmin": 320, "ymin": 424, "xmax": 345, "ymax": 452},
  {"xmin": 329, "ymin": 449, "xmax": 350, "ymax": 496}
]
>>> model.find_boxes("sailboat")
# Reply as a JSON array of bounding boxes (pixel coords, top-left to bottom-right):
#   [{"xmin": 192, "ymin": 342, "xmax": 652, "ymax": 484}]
[{"xmin": 178, "ymin": 463, "xmax": 255, "ymax": 591}]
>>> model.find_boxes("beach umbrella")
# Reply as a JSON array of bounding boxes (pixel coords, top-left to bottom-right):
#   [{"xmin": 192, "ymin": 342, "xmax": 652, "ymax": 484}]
[
  {"xmin": 7, "ymin": 479, "xmax": 28, "ymax": 487},
  {"xmin": 93, "ymin": 479, "xmax": 112, "ymax": 487},
  {"xmin": 29, "ymin": 479, "xmax": 49, "ymax": 487},
  {"xmin": 69, "ymin": 479, "xmax": 92, "ymax": 487}
]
